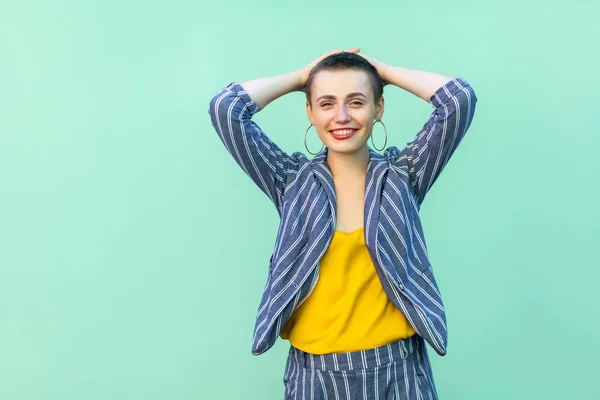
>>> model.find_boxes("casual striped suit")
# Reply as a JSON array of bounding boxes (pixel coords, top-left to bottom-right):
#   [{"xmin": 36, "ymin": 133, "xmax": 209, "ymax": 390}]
[{"xmin": 208, "ymin": 77, "xmax": 477, "ymax": 397}]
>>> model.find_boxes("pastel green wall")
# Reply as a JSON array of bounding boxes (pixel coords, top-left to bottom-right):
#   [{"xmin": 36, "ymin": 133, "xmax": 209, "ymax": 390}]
[{"xmin": 1, "ymin": 1, "xmax": 598, "ymax": 399}]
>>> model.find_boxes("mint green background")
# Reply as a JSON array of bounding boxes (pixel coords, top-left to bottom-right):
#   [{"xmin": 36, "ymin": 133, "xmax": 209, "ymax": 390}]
[{"xmin": 1, "ymin": 1, "xmax": 599, "ymax": 399}]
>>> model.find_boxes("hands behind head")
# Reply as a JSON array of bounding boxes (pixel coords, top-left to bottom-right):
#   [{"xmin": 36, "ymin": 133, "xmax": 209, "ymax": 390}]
[
  {"xmin": 296, "ymin": 48, "xmax": 390, "ymax": 93},
  {"xmin": 296, "ymin": 48, "xmax": 361, "ymax": 92},
  {"xmin": 354, "ymin": 53, "xmax": 391, "ymax": 87}
]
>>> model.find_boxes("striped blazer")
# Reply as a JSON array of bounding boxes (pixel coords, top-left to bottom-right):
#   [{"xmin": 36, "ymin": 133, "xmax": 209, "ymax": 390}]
[{"xmin": 208, "ymin": 77, "xmax": 477, "ymax": 357}]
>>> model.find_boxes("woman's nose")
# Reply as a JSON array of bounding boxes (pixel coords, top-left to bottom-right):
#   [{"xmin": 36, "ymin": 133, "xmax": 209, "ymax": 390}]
[{"xmin": 334, "ymin": 105, "xmax": 351, "ymax": 121}]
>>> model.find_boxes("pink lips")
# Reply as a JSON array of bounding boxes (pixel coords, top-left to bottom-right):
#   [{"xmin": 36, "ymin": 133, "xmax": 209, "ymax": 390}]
[{"xmin": 329, "ymin": 129, "xmax": 358, "ymax": 140}]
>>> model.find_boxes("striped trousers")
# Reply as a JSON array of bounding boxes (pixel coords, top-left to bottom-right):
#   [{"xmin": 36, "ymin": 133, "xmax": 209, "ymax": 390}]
[{"xmin": 283, "ymin": 334, "xmax": 438, "ymax": 400}]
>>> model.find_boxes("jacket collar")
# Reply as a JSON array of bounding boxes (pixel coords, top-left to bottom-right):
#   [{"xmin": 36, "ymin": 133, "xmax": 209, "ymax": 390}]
[{"xmin": 308, "ymin": 146, "xmax": 389, "ymax": 232}]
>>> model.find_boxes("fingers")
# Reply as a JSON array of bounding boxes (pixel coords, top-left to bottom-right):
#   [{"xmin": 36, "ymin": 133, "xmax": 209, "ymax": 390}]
[
  {"xmin": 330, "ymin": 48, "xmax": 360, "ymax": 55},
  {"xmin": 319, "ymin": 47, "xmax": 361, "ymax": 62}
]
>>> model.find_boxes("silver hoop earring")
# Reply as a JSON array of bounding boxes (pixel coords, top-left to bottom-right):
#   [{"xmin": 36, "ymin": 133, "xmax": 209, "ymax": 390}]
[
  {"xmin": 371, "ymin": 119, "xmax": 388, "ymax": 151},
  {"xmin": 304, "ymin": 124, "xmax": 324, "ymax": 155}
]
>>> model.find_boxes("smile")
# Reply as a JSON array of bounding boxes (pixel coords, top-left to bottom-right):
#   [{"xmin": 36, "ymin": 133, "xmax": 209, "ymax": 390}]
[{"xmin": 329, "ymin": 129, "xmax": 358, "ymax": 140}]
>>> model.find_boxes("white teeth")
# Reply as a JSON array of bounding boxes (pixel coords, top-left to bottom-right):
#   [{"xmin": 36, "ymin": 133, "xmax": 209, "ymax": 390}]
[{"xmin": 331, "ymin": 129, "xmax": 356, "ymax": 135}]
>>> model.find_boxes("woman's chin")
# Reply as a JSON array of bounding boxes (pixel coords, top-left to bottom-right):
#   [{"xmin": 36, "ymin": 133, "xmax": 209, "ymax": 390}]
[{"xmin": 325, "ymin": 139, "xmax": 367, "ymax": 154}]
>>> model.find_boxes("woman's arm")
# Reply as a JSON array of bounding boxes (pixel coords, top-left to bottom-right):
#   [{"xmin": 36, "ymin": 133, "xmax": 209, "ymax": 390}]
[
  {"xmin": 383, "ymin": 66, "xmax": 454, "ymax": 103},
  {"xmin": 356, "ymin": 53, "xmax": 454, "ymax": 103},
  {"xmin": 402, "ymin": 77, "xmax": 478, "ymax": 207},
  {"xmin": 239, "ymin": 71, "xmax": 303, "ymax": 112},
  {"xmin": 239, "ymin": 48, "xmax": 361, "ymax": 111},
  {"xmin": 357, "ymin": 54, "xmax": 478, "ymax": 206},
  {"xmin": 207, "ymin": 49, "xmax": 358, "ymax": 214},
  {"xmin": 208, "ymin": 81, "xmax": 297, "ymax": 215}
]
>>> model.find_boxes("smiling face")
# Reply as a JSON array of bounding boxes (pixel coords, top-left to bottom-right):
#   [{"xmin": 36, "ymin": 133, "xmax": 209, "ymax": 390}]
[{"xmin": 306, "ymin": 69, "xmax": 384, "ymax": 156}]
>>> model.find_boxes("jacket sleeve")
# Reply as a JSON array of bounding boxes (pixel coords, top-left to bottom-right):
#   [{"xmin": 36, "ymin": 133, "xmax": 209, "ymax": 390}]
[
  {"xmin": 208, "ymin": 82, "xmax": 296, "ymax": 215},
  {"xmin": 402, "ymin": 77, "xmax": 478, "ymax": 207}
]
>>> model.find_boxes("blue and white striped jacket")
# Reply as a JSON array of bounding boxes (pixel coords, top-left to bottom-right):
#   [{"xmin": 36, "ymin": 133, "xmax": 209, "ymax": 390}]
[{"xmin": 208, "ymin": 77, "xmax": 477, "ymax": 357}]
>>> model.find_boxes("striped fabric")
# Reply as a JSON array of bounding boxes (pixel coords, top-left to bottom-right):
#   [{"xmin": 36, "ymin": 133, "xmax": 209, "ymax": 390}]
[
  {"xmin": 284, "ymin": 334, "xmax": 437, "ymax": 399},
  {"xmin": 208, "ymin": 77, "xmax": 478, "ymax": 358}
]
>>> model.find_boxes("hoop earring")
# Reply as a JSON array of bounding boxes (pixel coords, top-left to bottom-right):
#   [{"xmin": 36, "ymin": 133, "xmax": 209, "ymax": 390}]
[
  {"xmin": 304, "ymin": 124, "xmax": 324, "ymax": 155},
  {"xmin": 371, "ymin": 119, "xmax": 388, "ymax": 151}
]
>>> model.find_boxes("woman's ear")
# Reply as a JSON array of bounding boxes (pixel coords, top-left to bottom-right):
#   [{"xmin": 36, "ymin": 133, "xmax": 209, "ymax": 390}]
[
  {"xmin": 376, "ymin": 96, "xmax": 385, "ymax": 120},
  {"xmin": 306, "ymin": 101, "xmax": 313, "ymax": 123}
]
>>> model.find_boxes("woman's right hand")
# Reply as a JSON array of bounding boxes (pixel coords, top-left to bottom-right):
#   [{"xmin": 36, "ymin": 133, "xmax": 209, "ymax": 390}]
[{"xmin": 296, "ymin": 48, "xmax": 361, "ymax": 92}]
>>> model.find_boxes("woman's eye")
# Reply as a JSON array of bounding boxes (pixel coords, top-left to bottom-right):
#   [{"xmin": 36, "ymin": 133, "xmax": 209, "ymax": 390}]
[{"xmin": 320, "ymin": 101, "xmax": 363, "ymax": 107}]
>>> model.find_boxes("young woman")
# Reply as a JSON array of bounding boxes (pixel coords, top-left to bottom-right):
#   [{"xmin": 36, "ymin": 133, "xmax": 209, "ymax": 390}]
[{"xmin": 208, "ymin": 48, "xmax": 478, "ymax": 399}]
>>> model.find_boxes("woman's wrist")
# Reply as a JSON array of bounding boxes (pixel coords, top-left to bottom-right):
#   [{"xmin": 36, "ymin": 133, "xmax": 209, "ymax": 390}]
[{"xmin": 290, "ymin": 69, "xmax": 305, "ymax": 93}]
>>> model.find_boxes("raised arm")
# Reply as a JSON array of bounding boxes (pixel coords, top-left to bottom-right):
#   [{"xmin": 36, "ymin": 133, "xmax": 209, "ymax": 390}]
[
  {"xmin": 238, "ymin": 71, "xmax": 303, "ymax": 111},
  {"xmin": 207, "ymin": 49, "xmax": 361, "ymax": 214},
  {"xmin": 371, "ymin": 62, "xmax": 478, "ymax": 207},
  {"xmin": 207, "ymin": 71, "xmax": 302, "ymax": 215},
  {"xmin": 403, "ymin": 75, "xmax": 477, "ymax": 207}
]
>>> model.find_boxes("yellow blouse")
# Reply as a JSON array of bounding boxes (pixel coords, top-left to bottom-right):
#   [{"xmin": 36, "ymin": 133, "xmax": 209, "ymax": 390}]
[{"xmin": 279, "ymin": 227, "xmax": 416, "ymax": 354}]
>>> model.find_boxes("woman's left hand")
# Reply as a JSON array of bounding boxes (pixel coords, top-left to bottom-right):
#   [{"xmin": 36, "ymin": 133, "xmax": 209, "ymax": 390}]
[{"xmin": 355, "ymin": 53, "xmax": 392, "ymax": 87}]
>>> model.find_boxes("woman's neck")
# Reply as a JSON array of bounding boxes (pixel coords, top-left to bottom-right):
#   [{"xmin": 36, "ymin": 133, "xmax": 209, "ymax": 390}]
[{"xmin": 326, "ymin": 146, "xmax": 370, "ymax": 180}]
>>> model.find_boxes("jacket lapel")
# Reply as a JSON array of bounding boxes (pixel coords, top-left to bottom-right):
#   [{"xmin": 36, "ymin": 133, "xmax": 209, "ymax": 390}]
[
  {"xmin": 308, "ymin": 147, "xmax": 337, "ymax": 229},
  {"xmin": 363, "ymin": 148, "xmax": 389, "ymax": 253}
]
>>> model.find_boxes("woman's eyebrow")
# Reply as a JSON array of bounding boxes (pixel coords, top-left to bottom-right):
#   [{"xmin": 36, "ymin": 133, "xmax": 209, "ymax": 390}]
[{"xmin": 316, "ymin": 92, "xmax": 367, "ymax": 102}]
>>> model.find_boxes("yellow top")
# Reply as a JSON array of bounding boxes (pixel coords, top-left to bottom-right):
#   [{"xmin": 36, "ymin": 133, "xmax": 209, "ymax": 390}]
[{"xmin": 279, "ymin": 227, "xmax": 416, "ymax": 354}]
